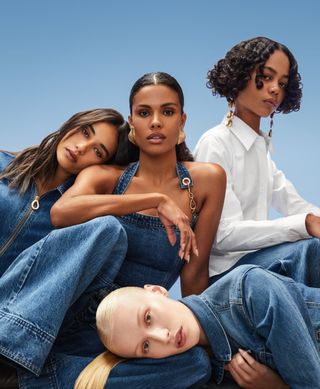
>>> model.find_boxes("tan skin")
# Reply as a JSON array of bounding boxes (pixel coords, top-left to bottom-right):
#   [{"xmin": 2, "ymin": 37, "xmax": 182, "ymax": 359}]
[
  {"xmin": 226, "ymin": 49, "xmax": 303, "ymax": 389},
  {"xmin": 36, "ymin": 121, "xmax": 118, "ymax": 195},
  {"xmin": 51, "ymin": 84, "xmax": 226, "ymax": 296}
]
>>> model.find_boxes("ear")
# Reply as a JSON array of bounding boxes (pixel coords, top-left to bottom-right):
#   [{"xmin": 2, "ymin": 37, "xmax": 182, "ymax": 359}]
[
  {"xmin": 144, "ymin": 284, "xmax": 169, "ymax": 297},
  {"xmin": 128, "ymin": 115, "xmax": 133, "ymax": 126},
  {"xmin": 181, "ymin": 112, "xmax": 187, "ymax": 128}
]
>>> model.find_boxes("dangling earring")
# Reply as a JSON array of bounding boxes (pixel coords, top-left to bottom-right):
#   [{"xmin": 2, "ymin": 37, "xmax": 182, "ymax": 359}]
[
  {"xmin": 128, "ymin": 125, "xmax": 137, "ymax": 145},
  {"xmin": 268, "ymin": 112, "xmax": 274, "ymax": 138},
  {"xmin": 177, "ymin": 128, "xmax": 186, "ymax": 145},
  {"xmin": 226, "ymin": 101, "xmax": 234, "ymax": 128}
]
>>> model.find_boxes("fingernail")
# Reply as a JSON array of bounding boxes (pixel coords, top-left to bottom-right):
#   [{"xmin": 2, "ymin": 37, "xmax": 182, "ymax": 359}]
[
  {"xmin": 185, "ymin": 253, "xmax": 190, "ymax": 263},
  {"xmin": 194, "ymin": 248, "xmax": 199, "ymax": 256}
]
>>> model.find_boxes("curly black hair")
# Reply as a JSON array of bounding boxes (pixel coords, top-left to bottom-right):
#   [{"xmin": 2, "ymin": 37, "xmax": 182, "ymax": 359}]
[{"xmin": 207, "ymin": 37, "xmax": 302, "ymax": 113}]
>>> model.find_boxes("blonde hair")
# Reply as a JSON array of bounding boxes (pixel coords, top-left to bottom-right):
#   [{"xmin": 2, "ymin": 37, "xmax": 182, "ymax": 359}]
[
  {"xmin": 75, "ymin": 287, "xmax": 143, "ymax": 389},
  {"xmin": 96, "ymin": 286, "xmax": 143, "ymax": 353},
  {"xmin": 74, "ymin": 351, "xmax": 124, "ymax": 389}
]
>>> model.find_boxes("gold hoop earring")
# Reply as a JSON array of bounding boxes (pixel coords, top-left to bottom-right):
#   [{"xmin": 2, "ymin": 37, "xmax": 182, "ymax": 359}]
[
  {"xmin": 177, "ymin": 128, "xmax": 186, "ymax": 145},
  {"xmin": 128, "ymin": 126, "xmax": 136, "ymax": 145},
  {"xmin": 226, "ymin": 101, "xmax": 234, "ymax": 128},
  {"xmin": 268, "ymin": 112, "xmax": 274, "ymax": 138}
]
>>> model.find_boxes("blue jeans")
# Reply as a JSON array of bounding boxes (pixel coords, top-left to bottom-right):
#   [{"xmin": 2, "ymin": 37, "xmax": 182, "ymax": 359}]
[
  {"xmin": 210, "ymin": 238, "xmax": 320, "ymax": 286},
  {"xmin": 13, "ymin": 209, "xmax": 211, "ymax": 388},
  {"xmin": 207, "ymin": 265, "xmax": 320, "ymax": 388},
  {"xmin": 0, "ymin": 216, "xmax": 127, "ymax": 375}
]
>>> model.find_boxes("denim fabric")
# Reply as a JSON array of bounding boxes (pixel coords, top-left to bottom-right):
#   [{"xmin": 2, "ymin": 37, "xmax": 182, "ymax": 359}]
[
  {"xmin": 0, "ymin": 216, "xmax": 127, "ymax": 375},
  {"xmin": 210, "ymin": 238, "xmax": 320, "ymax": 287},
  {"xmin": 16, "ymin": 162, "xmax": 211, "ymax": 388},
  {"xmin": 184, "ymin": 265, "xmax": 320, "ymax": 389},
  {"xmin": 0, "ymin": 151, "xmax": 74, "ymax": 275}
]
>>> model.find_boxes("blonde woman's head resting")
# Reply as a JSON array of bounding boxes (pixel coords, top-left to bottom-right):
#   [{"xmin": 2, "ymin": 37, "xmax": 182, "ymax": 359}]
[{"xmin": 96, "ymin": 284, "xmax": 208, "ymax": 359}]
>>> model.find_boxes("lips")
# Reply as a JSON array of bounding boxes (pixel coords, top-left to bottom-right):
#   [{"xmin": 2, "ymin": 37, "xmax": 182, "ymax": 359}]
[
  {"xmin": 146, "ymin": 132, "xmax": 166, "ymax": 141},
  {"xmin": 264, "ymin": 98, "xmax": 277, "ymax": 108},
  {"xmin": 66, "ymin": 148, "xmax": 77, "ymax": 163},
  {"xmin": 175, "ymin": 326, "xmax": 186, "ymax": 348}
]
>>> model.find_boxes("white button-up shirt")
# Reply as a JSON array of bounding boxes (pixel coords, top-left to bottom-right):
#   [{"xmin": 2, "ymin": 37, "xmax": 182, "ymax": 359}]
[{"xmin": 194, "ymin": 116, "xmax": 320, "ymax": 277}]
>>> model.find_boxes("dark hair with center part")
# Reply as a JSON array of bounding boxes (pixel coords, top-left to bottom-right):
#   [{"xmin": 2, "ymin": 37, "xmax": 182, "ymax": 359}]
[
  {"xmin": 0, "ymin": 108, "xmax": 132, "ymax": 193},
  {"xmin": 129, "ymin": 72, "xmax": 193, "ymax": 161},
  {"xmin": 207, "ymin": 37, "xmax": 302, "ymax": 113}
]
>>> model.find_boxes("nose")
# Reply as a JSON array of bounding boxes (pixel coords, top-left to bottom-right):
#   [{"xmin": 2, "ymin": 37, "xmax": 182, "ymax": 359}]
[
  {"xmin": 269, "ymin": 82, "xmax": 280, "ymax": 96},
  {"xmin": 149, "ymin": 327, "xmax": 172, "ymax": 344},
  {"xmin": 75, "ymin": 142, "xmax": 87, "ymax": 155},
  {"xmin": 150, "ymin": 113, "xmax": 162, "ymax": 130}
]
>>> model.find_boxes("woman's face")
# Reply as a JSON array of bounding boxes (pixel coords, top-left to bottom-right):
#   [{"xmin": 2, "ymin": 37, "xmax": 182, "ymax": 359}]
[
  {"xmin": 56, "ymin": 121, "xmax": 118, "ymax": 175},
  {"xmin": 129, "ymin": 84, "xmax": 186, "ymax": 157},
  {"xmin": 234, "ymin": 50, "xmax": 290, "ymax": 128},
  {"xmin": 106, "ymin": 286, "xmax": 202, "ymax": 359}
]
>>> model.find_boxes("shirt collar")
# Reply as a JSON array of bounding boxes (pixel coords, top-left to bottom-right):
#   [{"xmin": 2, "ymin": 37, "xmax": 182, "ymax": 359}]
[{"xmin": 224, "ymin": 115, "xmax": 268, "ymax": 151}]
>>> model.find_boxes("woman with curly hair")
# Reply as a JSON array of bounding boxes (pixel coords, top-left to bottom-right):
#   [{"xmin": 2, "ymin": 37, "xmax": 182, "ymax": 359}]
[{"xmin": 194, "ymin": 36, "xmax": 320, "ymax": 388}]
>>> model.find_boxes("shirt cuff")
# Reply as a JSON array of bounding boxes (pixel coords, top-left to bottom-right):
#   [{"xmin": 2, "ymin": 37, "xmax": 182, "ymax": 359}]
[{"xmin": 286, "ymin": 213, "xmax": 311, "ymax": 239}]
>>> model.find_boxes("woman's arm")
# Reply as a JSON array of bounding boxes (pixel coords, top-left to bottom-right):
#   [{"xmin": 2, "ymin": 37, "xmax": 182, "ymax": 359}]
[
  {"xmin": 195, "ymin": 133, "xmax": 319, "ymax": 252},
  {"xmin": 51, "ymin": 164, "xmax": 197, "ymax": 259},
  {"xmin": 180, "ymin": 163, "xmax": 226, "ymax": 296}
]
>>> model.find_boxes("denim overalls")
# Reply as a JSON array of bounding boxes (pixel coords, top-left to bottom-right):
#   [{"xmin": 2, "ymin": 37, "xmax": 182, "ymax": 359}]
[
  {"xmin": 112, "ymin": 161, "xmax": 198, "ymax": 289},
  {"xmin": 14, "ymin": 161, "xmax": 212, "ymax": 389}
]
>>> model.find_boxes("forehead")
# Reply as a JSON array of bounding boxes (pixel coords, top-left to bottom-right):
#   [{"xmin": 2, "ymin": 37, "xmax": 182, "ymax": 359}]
[
  {"xmin": 132, "ymin": 84, "xmax": 180, "ymax": 106},
  {"xmin": 263, "ymin": 50, "xmax": 290, "ymax": 75}
]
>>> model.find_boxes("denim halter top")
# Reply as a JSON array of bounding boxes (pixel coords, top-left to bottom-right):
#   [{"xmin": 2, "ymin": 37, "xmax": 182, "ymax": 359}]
[{"xmin": 112, "ymin": 161, "xmax": 197, "ymax": 290}]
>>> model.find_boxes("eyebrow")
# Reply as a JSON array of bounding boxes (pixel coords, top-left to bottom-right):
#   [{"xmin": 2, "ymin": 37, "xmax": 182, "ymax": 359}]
[
  {"xmin": 262, "ymin": 66, "xmax": 289, "ymax": 79},
  {"xmin": 137, "ymin": 102, "xmax": 179, "ymax": 108},
  {"xmin": 134, "ymin": 306, "xmax": 143, "ymax": 357},
  {"xmin": 88, "ymin": 124, "xmax": 110, "ymax": 158}
]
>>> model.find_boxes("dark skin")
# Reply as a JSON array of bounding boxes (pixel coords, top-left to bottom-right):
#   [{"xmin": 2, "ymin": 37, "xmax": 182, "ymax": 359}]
[{"xmin": 51, "ymin": 84, "xmax": 226, "ymax": 296}]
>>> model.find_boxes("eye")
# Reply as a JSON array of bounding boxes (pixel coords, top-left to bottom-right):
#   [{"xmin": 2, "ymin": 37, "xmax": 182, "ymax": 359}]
[
  {"xmin": 163, "ymin": 109, "xmax": 174, "ymax": 116},
  {"xmin": 81, "ymin": 125, "xmax": 90, "ymax": 138},
  {"xmin": 142, "ymin": 340, "xmax": 150, "ymax": 354},
  {"xmin": 144, "ymin": 310, "xmax": 152, "ymax": 326},
  {"xmin": 262, "ymin": 74, "xmax": 272, "ymax": 81},
  {"xmin": 138, "ymin": 110, "xmax": 149, "ymax": 118},
  {"xmin": 279, "ymin": 82, "xmax": 287, "ymax": 89},
  {"xmin": 94, "ymin": 147, "xmax": 103, "ymax": 159}
]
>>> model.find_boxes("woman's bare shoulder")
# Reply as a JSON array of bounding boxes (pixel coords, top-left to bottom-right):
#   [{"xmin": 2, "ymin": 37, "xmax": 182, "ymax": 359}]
[{"xmin": 184, "ymin": 161, "xmax": 226, "ymax": 181}]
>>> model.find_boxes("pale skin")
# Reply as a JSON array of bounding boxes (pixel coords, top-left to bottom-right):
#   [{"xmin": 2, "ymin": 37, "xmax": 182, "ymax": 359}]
[
  {"xmin": 36, "ymin": 121, "xmax": 118, "ymax": 195},
  {"xmin": 51, "ymin": 84, "xmax": 226, "ymax": 295},
  {"xmin": 97, "ymin": 285, "xmax": 287, "ymax": 389}
]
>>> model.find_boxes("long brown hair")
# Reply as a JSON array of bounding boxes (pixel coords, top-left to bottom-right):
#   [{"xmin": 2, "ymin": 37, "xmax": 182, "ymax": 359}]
[{"xmin": 0, "ymin": 108, "xmax": 131, "ymax": 193}]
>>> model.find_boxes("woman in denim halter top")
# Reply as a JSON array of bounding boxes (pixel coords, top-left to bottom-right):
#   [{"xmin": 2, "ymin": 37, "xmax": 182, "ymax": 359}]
[{"xmin": 47, "ymin": 72, "xmax": 226, "ymax": 389}]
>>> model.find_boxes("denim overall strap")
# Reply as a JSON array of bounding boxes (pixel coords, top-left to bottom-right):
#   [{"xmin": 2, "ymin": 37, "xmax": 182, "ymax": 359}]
[
  {"xmin": 176, "ymin": 161, "xmax": 193, "ymax": 189},
  {"xmin": 112, "ymin": 162, "xmax": 139, "ymax": 195}
]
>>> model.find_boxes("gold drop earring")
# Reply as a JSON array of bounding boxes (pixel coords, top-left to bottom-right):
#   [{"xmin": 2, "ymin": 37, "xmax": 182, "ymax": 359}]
[
  {"xmin": 177, "ymin": 128, "xmax": 186, "ymax": 144},
  {"xmin": 226, "ymin": 101, "xmax": 234, "ymax": 128},
  {"xmin": 128, "ymin": 125, "xmax": 137, "ymax": 145}
]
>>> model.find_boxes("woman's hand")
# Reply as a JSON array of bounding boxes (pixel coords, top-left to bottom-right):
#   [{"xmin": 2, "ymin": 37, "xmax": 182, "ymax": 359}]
[
  {"xmin": 306, "ymin": 213, "xmax": 320, "ymax": 238},
  {"xmin": 157, "ymin": 195, "xmax": 198, "ymax": 261},
  {"xmin": 225, "ymin": 349, "xmax": 289, "ymax": 389}
]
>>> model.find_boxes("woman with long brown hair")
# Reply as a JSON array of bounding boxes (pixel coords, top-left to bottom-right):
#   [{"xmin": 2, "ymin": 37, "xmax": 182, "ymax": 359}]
[{"xmin": 0, "ymin": 108, "xmax": 132, "ymax": 387}]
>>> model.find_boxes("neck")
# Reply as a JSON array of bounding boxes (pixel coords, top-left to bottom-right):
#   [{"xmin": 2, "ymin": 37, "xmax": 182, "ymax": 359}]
[
  {"xmin": 137, "ymin": 151, "xmax": 178, "ymax": 182},
  {"xmin": 36, "ymin": 168, "xmax": 71, "ymax": 194},
  {"xmin": 234, "ymin": 111, "xmax": 261, "ymax": 134}
]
